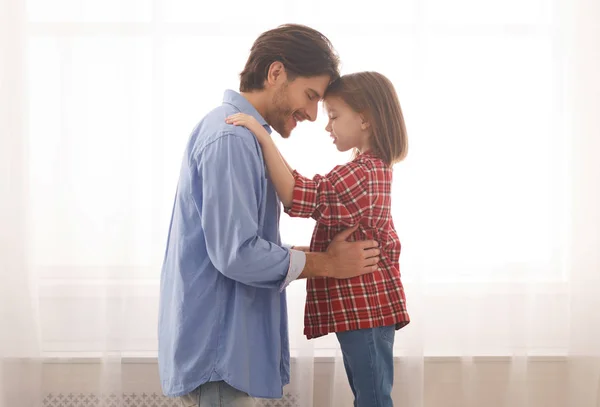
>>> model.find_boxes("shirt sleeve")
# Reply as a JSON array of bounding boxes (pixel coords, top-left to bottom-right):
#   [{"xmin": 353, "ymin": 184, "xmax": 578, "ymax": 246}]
[
  {"xmin": 192, "ymin": 132, "xmax": 305, "ymax": 289},
  {"xmin": 284, "ymin": 161, "xmax": 371, "ymax": 227}
]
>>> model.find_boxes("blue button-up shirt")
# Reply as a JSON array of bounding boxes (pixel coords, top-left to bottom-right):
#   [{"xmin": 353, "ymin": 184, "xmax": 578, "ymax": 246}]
[{"xmin": 158, "ymin": 90, "xmax": 306, "ymax": 399}]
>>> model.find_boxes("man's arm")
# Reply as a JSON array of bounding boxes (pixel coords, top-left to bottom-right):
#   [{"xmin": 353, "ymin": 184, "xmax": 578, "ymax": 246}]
[
  {"xmin": 290, "ymin": 245, "xmax": 310, "ymax": 252},
  {"xmin": 300, "ymin": 224, "xmax": 380, "ymax": 279},
  {"xmin": 194, "ymin": 133, "xmax": 297, "ymax": 289}
]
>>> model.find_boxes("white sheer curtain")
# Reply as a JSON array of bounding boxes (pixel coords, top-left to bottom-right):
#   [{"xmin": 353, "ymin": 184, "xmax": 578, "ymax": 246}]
[{"xmin": 1, "ymin": 0, "xmax": 599, "ymax": 406}]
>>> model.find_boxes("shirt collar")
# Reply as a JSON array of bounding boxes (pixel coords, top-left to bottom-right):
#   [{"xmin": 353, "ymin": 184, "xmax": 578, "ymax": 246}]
[{"xmin": 223, "ymin": 89, "xmax": 271, "ymax": 133}]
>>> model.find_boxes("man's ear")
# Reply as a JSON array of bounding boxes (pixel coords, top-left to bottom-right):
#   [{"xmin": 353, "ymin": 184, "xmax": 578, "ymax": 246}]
[{"xmin": 266, "ymin": 61, "xmax": 287, "ymax": 86}]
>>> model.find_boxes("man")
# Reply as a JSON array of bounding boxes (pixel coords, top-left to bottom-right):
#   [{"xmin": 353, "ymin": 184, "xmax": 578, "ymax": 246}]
[{"xmin": 158, "ymin": 24, "xmax": 380, "ymax": 406}]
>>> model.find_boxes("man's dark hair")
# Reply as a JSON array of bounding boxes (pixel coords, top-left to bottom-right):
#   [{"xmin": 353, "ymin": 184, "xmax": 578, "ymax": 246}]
[{"xmin": 240, "ymin": 24, "xmax": 340, "ymax": 92}]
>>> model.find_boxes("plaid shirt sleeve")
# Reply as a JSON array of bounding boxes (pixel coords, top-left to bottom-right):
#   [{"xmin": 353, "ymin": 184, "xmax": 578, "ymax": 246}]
[{"xmin": 284, "ymin": 162, "xmax": 371, "ymax": 227}]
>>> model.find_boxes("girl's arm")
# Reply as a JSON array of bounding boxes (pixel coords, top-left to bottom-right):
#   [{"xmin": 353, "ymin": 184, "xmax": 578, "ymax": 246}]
[
  {"xmin": 283, "ymin": 161, "xmax": 372, "ymax": 227},
  {"xmin": 279, "ymin": 151, "xmax": 295, "ymax": 174},
  {"xmin": 226, "ymin": 113, "xmax": 294, "ymax": 207},
  {"xmin": 259, "ymin": 137, "xmax": 295, "ymax": 207},
  {"xmin": 226, "ymin": 113, "xmax": 375, "ymax": 228}
]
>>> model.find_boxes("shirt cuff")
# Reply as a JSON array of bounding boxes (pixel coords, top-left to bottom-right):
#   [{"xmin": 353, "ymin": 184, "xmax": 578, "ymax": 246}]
[{"xmin": 279, "ymin": 248, "xmax": 306, "ymax": 291}]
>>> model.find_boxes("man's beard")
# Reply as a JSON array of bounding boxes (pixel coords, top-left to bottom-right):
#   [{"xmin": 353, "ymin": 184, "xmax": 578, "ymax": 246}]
[{"xmin": 268, "ymin": 83, "xmax": 294, "ymax": 139}]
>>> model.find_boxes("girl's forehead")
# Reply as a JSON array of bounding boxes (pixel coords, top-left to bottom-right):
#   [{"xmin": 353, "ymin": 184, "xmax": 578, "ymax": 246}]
[{"xmin": 323, "ymin": 96, "xmax": 342, "ymax": 110}]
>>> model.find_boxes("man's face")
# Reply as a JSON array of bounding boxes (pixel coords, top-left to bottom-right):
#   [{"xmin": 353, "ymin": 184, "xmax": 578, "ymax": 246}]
[{"xmin": 266, "ymin": 74, "xmax": 331, "ymax": 138}]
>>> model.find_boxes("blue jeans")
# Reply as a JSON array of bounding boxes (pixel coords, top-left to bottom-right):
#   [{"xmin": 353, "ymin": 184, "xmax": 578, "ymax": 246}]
[
  {"xmin": 336, "ymin": 325, "xmax": 396, "ymax": 407},
  {"xmin": 178, "ymin": 381, "xmax": 256, "ymax": 407}
]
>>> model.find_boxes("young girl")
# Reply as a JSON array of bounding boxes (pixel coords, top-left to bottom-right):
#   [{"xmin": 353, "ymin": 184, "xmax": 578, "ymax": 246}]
[{"xmin": 226, "ymin": 71, "xmax": 409, "ymax": 407}]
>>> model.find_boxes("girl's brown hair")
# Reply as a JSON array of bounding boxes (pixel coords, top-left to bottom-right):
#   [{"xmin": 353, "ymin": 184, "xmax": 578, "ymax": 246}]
[{"xmin": 325, "ymin": 71, "xmax": 408, "ymax": 166}]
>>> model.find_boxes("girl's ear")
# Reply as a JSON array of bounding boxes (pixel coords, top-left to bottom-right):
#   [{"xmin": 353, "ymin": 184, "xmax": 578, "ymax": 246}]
[{"xmin": 360, "ymin": 115, "xmax": 371, "ymax": 130}]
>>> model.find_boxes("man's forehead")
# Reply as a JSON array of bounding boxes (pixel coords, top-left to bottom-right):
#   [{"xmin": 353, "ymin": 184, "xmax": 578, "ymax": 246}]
[
  {"xmin": 296, "ymin": 75, "xmax": 330, "ymax": 94},
  {"xmin": 307, "ymin": 87, "xmax": 323, "ymax": 99}
]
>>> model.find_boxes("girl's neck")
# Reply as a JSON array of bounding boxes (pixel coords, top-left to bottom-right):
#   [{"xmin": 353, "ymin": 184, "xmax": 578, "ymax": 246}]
[{"xmin": 356, "ymin": 141, "xmax": 372, "ymax": 155}]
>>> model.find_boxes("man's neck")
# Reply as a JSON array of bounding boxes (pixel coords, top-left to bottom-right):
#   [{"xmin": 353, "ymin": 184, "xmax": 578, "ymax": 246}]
[{"xmin": 240, "ymin": 91, "xmax": 269, "ymax": 121}]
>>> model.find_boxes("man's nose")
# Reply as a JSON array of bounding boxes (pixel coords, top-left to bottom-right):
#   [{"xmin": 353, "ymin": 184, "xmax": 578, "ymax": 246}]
[{"xmin": 305, "ymin": 102, "xmax": 318, "ymax": 122}]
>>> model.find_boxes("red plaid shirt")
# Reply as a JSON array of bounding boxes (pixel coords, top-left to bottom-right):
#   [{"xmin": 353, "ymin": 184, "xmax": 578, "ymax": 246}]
[{"xmin": 285, "ymin": 152, "xmax": 410, "ymax": 339}]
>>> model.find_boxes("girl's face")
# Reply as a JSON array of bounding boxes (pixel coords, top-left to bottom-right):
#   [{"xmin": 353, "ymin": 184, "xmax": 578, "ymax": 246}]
[{"xmin": 324, "ymin": 96, "xmax": 370, "ymax": 153}]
